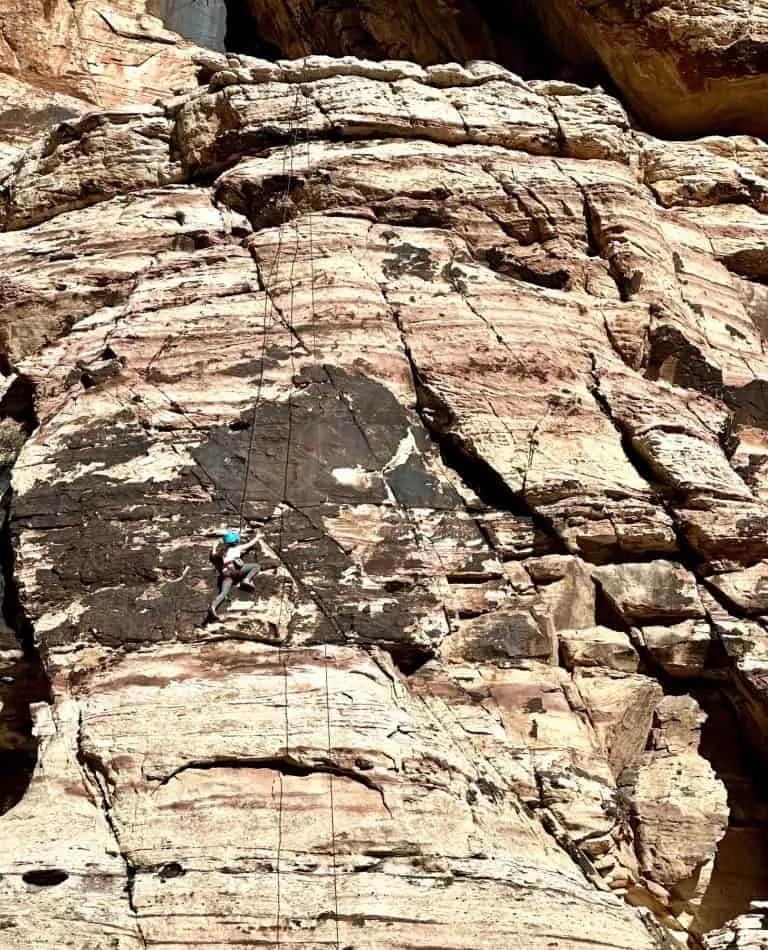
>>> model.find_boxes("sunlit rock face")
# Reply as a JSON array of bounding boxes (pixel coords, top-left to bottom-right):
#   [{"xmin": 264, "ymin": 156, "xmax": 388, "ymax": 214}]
[
  {"xmin": 6, "ymin": 0, "xmax": 768, "ymax": 948},
  {"xmin": 157, "ymin": 0, "xmax": 227, "ymax": 51},
  {"xmin": 161, "ymin": 0, "xmax": 768, "ymax": 137},
  {"xmin": 2, "ymin": 49, "xmax": 768, "ymax": 947}
]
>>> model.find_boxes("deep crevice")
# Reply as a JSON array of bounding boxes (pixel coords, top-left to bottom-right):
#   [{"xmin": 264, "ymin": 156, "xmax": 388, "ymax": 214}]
[
  {"xmin": 0, "ymin": 373, "xmax": 50, "ymax": 816},
  {"xmin": 380, "ymin": 642, "xmax": 434, "ymax": 677},
  {"xmin": 691, "ymin": 684, "xmax": 768, "ymax": 935},
  {"xmin": 0, "ymin": 374, "xmax": 39, "ymax": 435},
  {"xmin": 76, "ymin": 722, "xmax": 147, "ymax": 947},
  {"xmin": 158, "ymin": 0, "xmax": 616, "ymax": 92},
  {"xmin": 224, "ymin": 0, "xmax": 282, "ymax": 57},
  {"xmin": 388, "ymin": 304, "xmax": 568, "ymax": 562},
  {"xmin": 609, "ymin": 588, "xmax": 768, "ymax": 939}
]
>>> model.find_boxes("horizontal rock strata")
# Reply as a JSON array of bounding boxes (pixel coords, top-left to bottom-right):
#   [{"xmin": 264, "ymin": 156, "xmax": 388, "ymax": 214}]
[{"xmin": 1, "ymin": 51, "xmax": 768, "ymax": 949}]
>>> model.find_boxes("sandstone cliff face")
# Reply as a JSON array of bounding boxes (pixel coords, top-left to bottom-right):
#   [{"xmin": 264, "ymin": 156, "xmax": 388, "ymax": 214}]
[
  {"xmin": 530, "ymin": 0, "xmax": 768, "ymax": 137},
  {"xmin": 2, "ymin": 6, "xmax": 768, "ymax": 950},
  {"xmin": 172, "ymin": 0, "xmax": 768, "ymax": 137},
  {"xmin": 0, "ymin": 0, "xmax": 198, "ymax": 171}
]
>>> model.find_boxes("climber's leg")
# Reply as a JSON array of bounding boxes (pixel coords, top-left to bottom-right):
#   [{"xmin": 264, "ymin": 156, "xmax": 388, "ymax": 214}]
[
  {"xmin": 209, "ymin": 576, "xmax": 233, "ymax": 619},
  {"xmin": 239, "ymin": 563, "xmax": 259, "ymax": 591}
]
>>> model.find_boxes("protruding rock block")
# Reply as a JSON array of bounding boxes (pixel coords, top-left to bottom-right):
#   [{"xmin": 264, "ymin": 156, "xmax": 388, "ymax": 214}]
[{"xmin": 594, "ymin": 562, "xmax": 705, "ymax": 625}]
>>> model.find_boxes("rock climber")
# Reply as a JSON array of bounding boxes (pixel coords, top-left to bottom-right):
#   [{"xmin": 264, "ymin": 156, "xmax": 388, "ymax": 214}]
[{"xmin": 208, "ymin": 529, "xmax": 260, "ymax": 621}]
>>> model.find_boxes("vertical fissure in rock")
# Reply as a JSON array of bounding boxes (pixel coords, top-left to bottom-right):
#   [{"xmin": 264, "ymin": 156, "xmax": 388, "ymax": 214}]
[
  {"xmin": 588, "ymin": 357, "xmax": 692, "ymax": 545},
  {"xmin": 76, "ymin": 720, "xmax": 148, "ymax": 948},
  {"xmin": 389, "ymin": 305, "xmax": 567, "ymax": 557},
  {"xmin": 0, "ymin": 497, "xmax": 51, "ymax": 816},
  {"xmin": 0, "ymin": 375, "xmax": 49, "ymax": 817},
  {"xmin": 613, "ymin": 614, "xmax": 768, "ymax": 941}
]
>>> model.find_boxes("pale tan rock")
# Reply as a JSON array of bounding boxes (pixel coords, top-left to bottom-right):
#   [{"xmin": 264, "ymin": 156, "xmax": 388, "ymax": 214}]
[
  {"xmin": 575, "ymin": 670, "xmax": 662, "ymax": 778},
  {"xmin": 441, "ymin": 600, "xmax": 557, "ymax": 665},
  {"xmin": 709, "ymin": 561, "xmax": 768, "ymax": 616},
  {"xmin": 595, "ymin": 370, "xmax": 752, "ymax": 503},
  {"xmin": 679, "ymin": 502, "xmax": 768, "ymax": 567},
  {"xmin": 526, "ymin": 555, "xmax": 596, "ymax": 631},
  {"xmin": 2, "ymin": 109, "xmax": 182, "ymax": 230},
  {"xmin": 0, "ymin": 699, "xmax": 143, "ymax": 948},
  {"xmin": 560, "ymin": 626, "xmax": 639, "ymax": 674},
  {"xmin": 0, "ymin": 644, "xmax": 665, "ymax": 950},
  {"xmin": 627, "ymin": 706, "xmax": 729, "ymax": 909},
  {"xmin": 3, "ymin": 46, "xmax": 768, "ymax": 950},
  {"xmin": 678, "ymin": 203, "xmax": 768, "ymax": 286},
  {"xmin": 0, "ymin": 0, "xmax": 198, "ymax": 110},
  {"xmin": 0, "ymin": 75, "xmax": 87, "ymax": 172},
  {"xmin": 0, "ymin": 188, "xmax": 247, "ymax": 361},
  {"xmin": 651, "ymin": 695, "xmax": 706, "ymax": 755},
  {"xmin": 704, "ymin": 907, "xmax": 768, "ymax": 949},
  {"xmin": 531, "ymin": 0, "xmax": 768, "ymax": 137},
  {"xmin": 642, "ymin": 137, "xmax": 768, "ymax": 212},
  {"xmin": 638, "ymin": 621, "xmax": 713, "ymax": 679}
]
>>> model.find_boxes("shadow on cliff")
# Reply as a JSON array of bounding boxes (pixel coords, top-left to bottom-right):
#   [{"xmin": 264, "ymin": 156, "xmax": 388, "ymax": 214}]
[
  {"xmin": 0, "ymin": 378, "xmax": 52, "ymax": 817},
  {"xmin": 692, "ymin": 685, "xmax": 768, "ymax": 937},
  {"xmin": 0, "ymin": 505, "xmax": 52, "ymax": 817},
  {"xmin": 160, "ymin": 0, "xmax": 610, "ymax": 90}
]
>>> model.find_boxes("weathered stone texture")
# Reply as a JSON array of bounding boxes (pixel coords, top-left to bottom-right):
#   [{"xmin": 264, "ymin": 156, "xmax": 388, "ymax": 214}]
[{"xmin": 2, "ymin": 43, "xmax": 768, "ymax": 950}]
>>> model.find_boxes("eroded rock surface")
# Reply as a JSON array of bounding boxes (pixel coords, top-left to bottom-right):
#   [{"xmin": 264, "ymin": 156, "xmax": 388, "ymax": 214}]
[
  {"xmin": 156, "ymin": 0, "xmax": 768, "ymax": 137},
  {"xmin": 2, "ymin": 45, "xmax": 768, "ymax": 950},
  {"xmin": 532, "ymin": 0, "xmax": 768, "ymax": 137}
]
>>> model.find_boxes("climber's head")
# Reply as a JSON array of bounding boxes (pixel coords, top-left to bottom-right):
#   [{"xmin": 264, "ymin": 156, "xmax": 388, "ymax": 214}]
[{"xmin": 223, "ymin": 529, "xmax": 240, "ymax": 545}]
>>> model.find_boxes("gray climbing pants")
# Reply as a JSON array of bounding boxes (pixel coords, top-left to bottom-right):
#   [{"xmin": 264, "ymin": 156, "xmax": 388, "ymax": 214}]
[{"xmin": 211, "ymin": 563, "xmax": 258, "ymax": 615}]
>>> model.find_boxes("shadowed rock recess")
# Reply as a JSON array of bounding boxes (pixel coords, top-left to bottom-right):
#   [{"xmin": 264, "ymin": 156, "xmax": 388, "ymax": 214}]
[{"xmin": 7, "ymin": 6, "xmax": 768, "ymax": 949}]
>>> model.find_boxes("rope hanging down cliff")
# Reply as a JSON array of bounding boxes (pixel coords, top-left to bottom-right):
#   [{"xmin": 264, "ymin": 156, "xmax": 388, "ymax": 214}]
[
  {"xmin": 273, "ymin": 81, "xmax": 302, "ymax": 950},
  {"xmin": 249, "ymin": 81, "xmax": 342, "ymax": 950}
]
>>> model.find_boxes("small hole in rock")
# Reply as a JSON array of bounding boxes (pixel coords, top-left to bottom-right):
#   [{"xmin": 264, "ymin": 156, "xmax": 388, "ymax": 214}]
[
  {"xmin": 229, "ymin": 420, "xmax": 250, "ymax": 432},
  {"xmin": 101, "ymin": 346, "xmax": 117, "ymax": 360},
  {"xmin": 382, "ymin": 643, "xmax": 434, "ymax": 677},
  {"xmin": 382, "ymin": 579, "xmax": 412, "ymax": 593},
  {"xmin": 158, "ymin": 861, "xmax": 186, "ymax": 882},
  {"xmin": 22, "ymin": 869, "xmax": 69, "ymax": 887},
  {"xmin": 80, "ymin": 373, "xmax": 95, "ymax": 390}
]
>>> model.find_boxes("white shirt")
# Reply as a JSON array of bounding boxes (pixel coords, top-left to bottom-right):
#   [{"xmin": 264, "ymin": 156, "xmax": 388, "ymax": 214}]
[{"xmin": 223, "ymin": 544, "xmax": 243, "ymax": 565}]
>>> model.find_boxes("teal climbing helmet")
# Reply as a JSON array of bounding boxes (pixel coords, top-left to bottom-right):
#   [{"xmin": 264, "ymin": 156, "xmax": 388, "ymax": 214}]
[{"xmin": 223, "ymin": 530, "xmax": 240, "ymax": 545}]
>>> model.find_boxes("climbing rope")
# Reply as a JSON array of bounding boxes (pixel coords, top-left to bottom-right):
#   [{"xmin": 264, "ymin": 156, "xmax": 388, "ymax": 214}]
[
  {"xmin": 271, "ymin": 80, "xmax": 304, "ymax": 950},
  {"xmin": 238, "ymin": 82, "xmax": 304, "ymax": 533},
  {"xmin": 265, "ymin": 76, "xmax": 343, "ymax": 950},
  {"xmin": 303, "ymin": 118, "xmax": 343, "ymax": 950}
]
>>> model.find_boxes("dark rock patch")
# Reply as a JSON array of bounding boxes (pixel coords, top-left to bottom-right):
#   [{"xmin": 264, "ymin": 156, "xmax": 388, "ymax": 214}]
[{"xmin": 15, "ymin": 368, "xmax": 459, "ymax": 654}]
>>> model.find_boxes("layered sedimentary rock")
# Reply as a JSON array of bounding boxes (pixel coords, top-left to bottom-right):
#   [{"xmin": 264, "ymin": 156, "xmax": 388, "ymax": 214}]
[
  {"xmin": 168, "ymin": 0, "xmax": 768, "ymax": 137},
  {"xmin": 0, "ymin": 0, "xmax": 199, "ymax": 170},
  {"xmin": 5, "ymin": 0, "xmax": 768, "ymax": 151},
  {"xmin": 3, "ymin": 44, "xmax": 768, "ymax": 950},
  {"xmin": 532, "ymin": 0, "xmax": 768, "ymax": 137}
]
